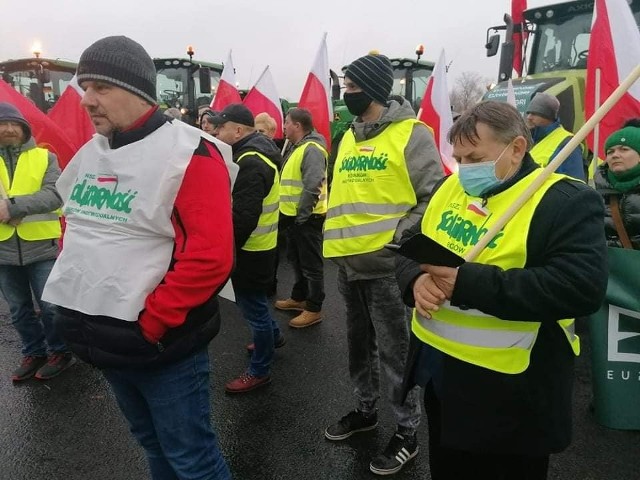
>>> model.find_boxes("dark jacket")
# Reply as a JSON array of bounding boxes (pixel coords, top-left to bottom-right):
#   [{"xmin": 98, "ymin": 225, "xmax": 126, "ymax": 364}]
[
  {"xmin": 594, "ymin": 163, "xmax": 640, "ymax": 249},
  {"xmin": 396, "ymin": 155, "xmax": 607, "ymax": 455},
  {"xmin": 56, "ymin": 110, "xmax": 235, "ymax": 369},
  {"xmin": 231, "ymin": 132, "xmax": 282, "ymax": 291},
  {"xmin": 0, "ymin": 103, "xmax": 62, "ymax": 266}
]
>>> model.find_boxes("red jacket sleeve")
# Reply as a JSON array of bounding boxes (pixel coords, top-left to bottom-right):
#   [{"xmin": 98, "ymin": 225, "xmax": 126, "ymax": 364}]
[{"xmin": 138, "ymin": 141, "xmax": 234, "ymax": 342}]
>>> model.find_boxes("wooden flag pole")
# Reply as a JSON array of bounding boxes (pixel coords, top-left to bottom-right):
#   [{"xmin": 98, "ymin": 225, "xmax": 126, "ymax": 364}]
[{"xmin": 464, "ymin": 63, "xmax": 640, "ymax": 263}]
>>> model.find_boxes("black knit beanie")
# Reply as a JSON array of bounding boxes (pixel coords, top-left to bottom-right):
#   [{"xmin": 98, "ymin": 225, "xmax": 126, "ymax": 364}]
[
  {"xmin": 77, "ymin": 36, "xmax": 157, "ymax": 105},
  {"xmin": 344, "ymin": 54, "xmax": 394, "ymax": 105}
]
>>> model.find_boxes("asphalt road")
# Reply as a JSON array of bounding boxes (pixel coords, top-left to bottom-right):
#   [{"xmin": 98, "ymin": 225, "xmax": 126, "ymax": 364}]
[{"xmin": 0, "ymin": 259, "xmax": 638, "ymax": 480}]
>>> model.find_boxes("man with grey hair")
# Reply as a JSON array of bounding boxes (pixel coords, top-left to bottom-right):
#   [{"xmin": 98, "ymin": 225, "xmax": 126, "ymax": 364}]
[
  {"xmin": 42, "ymin": 35, "xmax": 236, "ymax": 480},
  {"xmin": 396, "ymin": 101, "xmax": 607, "ymax": 479}
]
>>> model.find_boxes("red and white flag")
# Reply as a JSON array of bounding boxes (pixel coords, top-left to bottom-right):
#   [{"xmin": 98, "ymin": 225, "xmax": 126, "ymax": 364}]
[
  {"xmin": 298, "ymin": 33, "xmax": 332, "ymax": 149},
  {"xmin": 0, "ymin": 79, "xmax": 76, "ymax": 168},
  {"xmin": 585, "ymin": 0, "xmax": 640, "ymax": 160},
  {"xmin": 511, "ymin": 0, "xmax": 528, "ymax": 77},
  {"xmin": 243, "ymin": 66, "xmax": 284, "ymax": 138},
  {"xmin": 48, "ymin": 76, "xmax": 94, "ymax": 152},
  {"xmin": 211, "ymin": 50, "xmax": 242, "ymax": 111},
  {"xmin": 418, "ymin": 49, "xmax": 456, "ymax": 175}
]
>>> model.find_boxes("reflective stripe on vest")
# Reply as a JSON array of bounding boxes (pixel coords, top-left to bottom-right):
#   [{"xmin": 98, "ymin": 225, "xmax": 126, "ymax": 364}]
[
  {"xmin": 279, "ymin": 141, "xmax": 328, "ymax": 216},
  {"xmin": 413, "ymin": 169, "xmax": 580, "ymax": 374},
  {"xmin": 530, "ymin": 126, "xmax": 573, "ymax": 167},
  {"xmin": 238, "ymin": 151, "xmax": 280, "ymax": 251},
  {"xmin": 0, "ymin": 148, "xmax": 61, "ymax": 241},
  {"xmin": 323, "ymin": 119, "xmax": 420, "ymax": 258}
]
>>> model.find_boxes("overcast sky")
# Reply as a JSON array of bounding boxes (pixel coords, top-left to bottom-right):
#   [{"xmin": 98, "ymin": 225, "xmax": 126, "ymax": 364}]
[{"xmin": 3, "ymin": 0, "xmax": 553, "ymax": 99}]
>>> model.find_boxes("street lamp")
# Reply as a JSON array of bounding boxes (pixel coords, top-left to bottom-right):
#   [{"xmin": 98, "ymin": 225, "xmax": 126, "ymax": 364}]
[{"xmin": 32, "ymin": 41, "xmax": 42, "ymax": 59}]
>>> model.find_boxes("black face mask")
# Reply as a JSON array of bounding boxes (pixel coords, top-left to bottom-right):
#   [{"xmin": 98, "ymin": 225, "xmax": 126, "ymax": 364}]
[{"xmin": 343, "ymin": 91, "xmax": 372, "ymax": 117}]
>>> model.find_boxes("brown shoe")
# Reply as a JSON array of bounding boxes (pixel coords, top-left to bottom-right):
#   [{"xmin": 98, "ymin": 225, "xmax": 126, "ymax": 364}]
[
  {"xmin": 289, "ymin": 310, "xmax": 322, "ymax": 328},
  {"xmin": 274, "ymin": 298, "xmax": 306, "ymax": 312}
]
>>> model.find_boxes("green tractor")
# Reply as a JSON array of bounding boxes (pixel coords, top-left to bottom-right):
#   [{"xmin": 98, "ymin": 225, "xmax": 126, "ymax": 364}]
[{"xmin": 484, "ymin": 0, "xmax": 640, "ymax": 138}]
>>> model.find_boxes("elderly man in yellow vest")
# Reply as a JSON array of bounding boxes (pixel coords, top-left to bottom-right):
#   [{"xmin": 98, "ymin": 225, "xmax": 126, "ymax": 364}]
[
  {"xmin": 525, "ymin": 92, "xmax": 585, "ymax": 180},
  {"xmin": 323, "ymin": 53, "xmax": 444, "ymax": 476},
  {"xmin": 276, "ymin": 107, "xmax": 328, "ymax": 328},
  {"xmin": 396, "ymin": 101, "xmax": 607, "ymax": 479},
  {"xmin": 0, "ymin": 102, "xmax": 74, "ymax": 382}
]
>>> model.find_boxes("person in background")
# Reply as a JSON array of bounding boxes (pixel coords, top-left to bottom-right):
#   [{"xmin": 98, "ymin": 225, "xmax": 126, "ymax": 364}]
[
  {"xmin": 200, "ymin": 109, "xmax": 217, "ymax": 136},
  {"xmin": 255, "ymin": 112, "xmax": 277, "ymax": 139},
  {"xmin": 397, "ymin": 101, "xmax": 607, "ymax": 480},
  {"xmin": 594, "ymin": 119, "xmax": 640, "ymax": 249},
  {"xmin": 210, "ymin": 104, "xmax": 285, "ymax": 393},
  {"xmin": 525, "ymin": 92, "xmax": 585, "ymax": 180},
  {"xmin": 275, "ymin": 108, "xmax": 327, "ymax": 328},
  {"xmin": 42, "ymin": 36, "xmax": 236, "ymax": 480},
  {"xmin": 0, "ymin": 102, "xmax": 74, "ymax": 382}
]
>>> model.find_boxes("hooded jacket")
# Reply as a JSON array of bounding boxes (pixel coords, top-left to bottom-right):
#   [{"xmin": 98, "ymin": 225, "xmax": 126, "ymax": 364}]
[
  {"xmin": 0, "ymin": 103, "xmax": 62, "ymax": 266},
  {"xmin": 331, "ymin": 97, "xmax": 443, "ymax": 281},
  {"xmin": 231, "ymin": 131, "xmax": 283, "ymax": 291}
]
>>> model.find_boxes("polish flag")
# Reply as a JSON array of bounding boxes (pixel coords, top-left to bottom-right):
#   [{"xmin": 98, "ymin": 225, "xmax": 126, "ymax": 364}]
[
  {"xmin": 298, "ymin": 33, "xmax": 332, "ymax": 150},
  {"xmin": 512, "ymin": 0, "xmax": 528, "ymax": 77},
  {"xmin": 243, "ymin": 66, "xmax": 284, "ymax": 138},
  {"xmin": 418, "ymin": 49, "xmax": 456, "ymax": 175},
  {"xmin": 585, "ymin": 0, "xmax": 640, "ymax": 160},
  {"xmin": 0, "ymin": 79, "xmax": 76, "ymax": 168},
  {"xmin": 211, "ymin": 50, "xmax": 242, "ymax": 111},
  {"xmin": 48, "ymin": 76, "xmax": 94, "ymax": 152}
]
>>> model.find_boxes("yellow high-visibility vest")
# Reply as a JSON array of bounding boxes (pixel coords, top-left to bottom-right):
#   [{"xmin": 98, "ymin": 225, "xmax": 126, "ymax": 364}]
[
  {"xmin": 323, "ymin": 119, "xmax": 419, "ymax": 258},
  {"xmin": 530, "ymin": 126, "xmax": 573, "ymax": 167},
  {"xmin": 237, "ymin": 150, "xmax": 280, "ymax": 252},
  {"xmin": 414, "ymin": 169, "xmax": 579, "ymax": 374},
  {"xmin": 280, "ymin": 140, "xmax": 328, "ymax": 216},
  {"xmin": 0, "ymin": 148, "xmax": 61, "ymax": 241}
]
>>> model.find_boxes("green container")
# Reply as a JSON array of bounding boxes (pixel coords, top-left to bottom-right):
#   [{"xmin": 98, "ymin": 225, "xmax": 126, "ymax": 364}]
[{"xmin": 588, "ymin": 247, "xmax": 640, "ymax": 430}]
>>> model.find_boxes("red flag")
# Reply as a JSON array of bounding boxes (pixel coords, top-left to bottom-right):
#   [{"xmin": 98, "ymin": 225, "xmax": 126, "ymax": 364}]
[
  {"xmin": 585, "ymin": 0, "xmax": 640, "ymax": 160},
  {"xmin": 243, "ymin": 66, "xmax": 284, "ymax": 138},
  {"xmin": 211, "ymin": 51, "xmax": 242, "ymax": 111},
  {"xmin": 0, "ymin": 79, "xmax": 76, "ymax": 168},
  {"xmin": 418, "ymin": 49, "xmax": 456, "ymax": 175},
  {"xmin": 512, "ymin": 0, "xmax": 528, "ymax": 77},
  {"xmin": 298, "ymin": 33, "xmax": 332, "ymax": 150},
  {"xmin": 48, "ymin": 76, "xmax": 94, "ymax": 152}
]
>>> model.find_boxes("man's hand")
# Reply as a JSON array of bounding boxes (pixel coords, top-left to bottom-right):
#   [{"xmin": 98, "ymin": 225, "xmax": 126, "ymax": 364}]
[
  {"xmin": 421, "ymin": 264, "xmax": 458, "ymax": 299},
  {"xmin": 0, "ymin": 199, "xmax": 11, "ymax": 223},
  {"xmin": 413, "ymin": 273, "xmax": 447, "ymax": 319}
]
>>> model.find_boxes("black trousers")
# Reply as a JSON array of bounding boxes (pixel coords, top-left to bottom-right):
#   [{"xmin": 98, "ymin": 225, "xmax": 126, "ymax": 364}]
[
  {"xmin": 284, "ymin": 215, "xmax": 325, "ymax": 312},
  {"xmin": 424, "ymin": 382, "xmax": 550, "ymax": 480}
]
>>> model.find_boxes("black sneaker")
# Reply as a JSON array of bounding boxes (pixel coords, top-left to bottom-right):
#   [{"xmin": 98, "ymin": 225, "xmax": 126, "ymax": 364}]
[
  {"xmin": 34, "ymin": 352, "xmax": 77, "ymax": 380},
  {"xmin": 324, "ymin": 409, "xmax": 378, "ymax": 441},
  {"xmin": 369, "ymin": 432, "xmax": 419, "ymax": 476},
  {"xmin": 12, "ymin": 356, "xmax": 48, "ymax": 382}
]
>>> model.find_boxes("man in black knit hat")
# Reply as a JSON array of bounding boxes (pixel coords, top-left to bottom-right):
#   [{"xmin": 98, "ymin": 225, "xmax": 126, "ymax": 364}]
[
  {"xmin": 42, "ymin": 35, "xmax": 236, "ymax": 480},
  {"xmin": 323, "ymin": 52, "xmax": 443, "ymax": 476}
]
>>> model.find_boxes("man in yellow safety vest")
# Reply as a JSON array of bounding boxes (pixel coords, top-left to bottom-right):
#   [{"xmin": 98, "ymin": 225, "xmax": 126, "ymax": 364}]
[
  {"xmin": 396, "ymin": 101, "xmax": 607, "ymax": 479},
  {"xmin": 0, "ymin": 102, "xmax": 74, "ymax": 382}
]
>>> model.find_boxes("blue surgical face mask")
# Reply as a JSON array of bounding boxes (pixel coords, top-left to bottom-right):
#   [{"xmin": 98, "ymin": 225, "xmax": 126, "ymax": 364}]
[{"xmin": 458, "ymin": 143, "xmax": 512, "ymax": 197}]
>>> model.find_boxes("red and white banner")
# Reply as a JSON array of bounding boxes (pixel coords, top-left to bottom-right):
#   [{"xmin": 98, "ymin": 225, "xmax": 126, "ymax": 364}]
[
  {"xmin": 511, "ymin": 0, "xmax": 528, "ymax": 77},
  {"xmin": 298, "ymin": 33, "xmax": 332, "ymax": 149},
  {"xmin": 243, "ymin": 66, "xmax": 284, "ymax": 138},
  {"xmin": 586, "ymin": 0, "xmax": 640, "ymax": 160},
  {"xmin": 211, "ymin": 50, "xmax": 242, "ymax": 111},
  {"xmin": 48, "ymin": 76, "xmax": 94, "ymax": 152},
  {"xmin": 0, "ymin": 79, "xmax": 76, "ymax": 168},
  {"xmin": 418, "ymin": 49, "xmax": 456, "ymax": 175}
]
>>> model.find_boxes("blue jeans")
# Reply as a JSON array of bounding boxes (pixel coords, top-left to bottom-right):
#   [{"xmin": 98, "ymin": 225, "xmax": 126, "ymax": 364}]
[
  {"xmin": 102, "ymin": 349, "xmax": 231, "ymax": 480},
  {"xmin": 235, "ymin": 289, "xmax": 279, "ymax": 377},
  {"xmin": 0, "ymin": 259, "xmax": 66, "ymax": 356}
]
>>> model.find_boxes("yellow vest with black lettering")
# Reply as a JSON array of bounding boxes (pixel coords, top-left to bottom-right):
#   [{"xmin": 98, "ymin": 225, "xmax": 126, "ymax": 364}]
[
  {"xmin": 323, "ymin": 119, "xmax": 419, "ymax": 258},
  {"xmin": 530, "ymin": 125, "xmax": 573, "ymax": 168},
  {"xmin": 413, "ymin": 169, "xmax": 580, "ymax": 374},
  {"xmin": 280, "ymin": 141, "xmax": 328, "ymax": 216},
  {"xmin": 0, "ymin": 148, "xmax": 61, "ymax": 241},
  {"xmin": 238, "ymin": 151, "xmax": 280, "ymax": 252}
]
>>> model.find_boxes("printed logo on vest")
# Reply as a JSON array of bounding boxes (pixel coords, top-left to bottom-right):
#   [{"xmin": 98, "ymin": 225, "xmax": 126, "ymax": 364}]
[
  {"xmin": 436, "ymin": 210, "xmax": 503, "ymax": 250},
  {"xmin": 66, "ymin": 173, "xmax": 137, "ymax": 223},
  {"xmin": 338, "ymin": 152, "xmax": 389, "ymax": 173}
]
